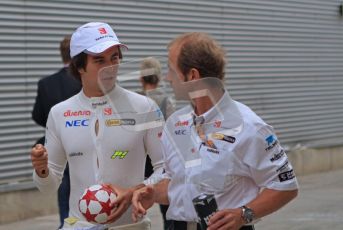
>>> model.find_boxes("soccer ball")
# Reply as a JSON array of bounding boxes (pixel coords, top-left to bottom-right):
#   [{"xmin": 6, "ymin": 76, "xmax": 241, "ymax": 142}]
[{"xmin": 79, "ymin": 184, "xmax": 117, "ymax": 224}]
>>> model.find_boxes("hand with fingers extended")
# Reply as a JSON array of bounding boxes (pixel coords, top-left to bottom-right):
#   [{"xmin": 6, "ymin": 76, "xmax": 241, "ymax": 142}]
[
  {"xmin": 104, "ymin": 184, "xmax": 135, "ymax": 224},
  {"xmin": 207, "ymin": 208, "xmax": 245, "ymax": 230},
  {"xmin": 31, "ymin": 144, "xmax": 49, "ymax": 178},
  {"xmin": 131, "ymin": 185, "xmax": 155, "ymax": 223},
  {"xmin": 207, "ymin": 208, "xmax": 244, "ymax": 230}
]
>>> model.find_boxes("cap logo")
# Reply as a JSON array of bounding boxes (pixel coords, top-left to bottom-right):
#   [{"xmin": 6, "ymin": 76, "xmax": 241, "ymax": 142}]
[
  {"xmin": 98, "ymin": 28, "xmax": 107, "ymax": 34},
  {"xmin": 70, "ymin": 22, "xmax": 127, "ymax": 58}
]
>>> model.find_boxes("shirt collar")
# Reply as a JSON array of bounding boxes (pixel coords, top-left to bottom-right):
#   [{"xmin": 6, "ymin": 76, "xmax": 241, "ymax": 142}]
[
  {"xmin": 192, "ymin": 91, "xmax": 243, "ymax": 129},
  {"xmin": 77, "ymin": 85, "xmax": 123, "ymax": 110}
]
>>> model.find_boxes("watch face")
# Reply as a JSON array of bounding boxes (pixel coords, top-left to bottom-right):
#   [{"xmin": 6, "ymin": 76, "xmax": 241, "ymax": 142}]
[{"xmin": 243, "ymin": 206, "xmax": 254, "ymax": 223}]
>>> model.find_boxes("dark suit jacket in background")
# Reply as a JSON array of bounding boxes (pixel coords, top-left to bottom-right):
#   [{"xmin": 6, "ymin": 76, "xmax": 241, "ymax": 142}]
[{"xmin": 32, "ymin": 67, "xmax": 82, "ymax": 144}]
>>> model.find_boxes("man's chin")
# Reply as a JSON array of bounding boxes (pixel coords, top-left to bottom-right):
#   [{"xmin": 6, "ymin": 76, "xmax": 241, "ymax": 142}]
[{"xmin": 99, "ymin": 84, "xmax": 115, "ymax": 95}]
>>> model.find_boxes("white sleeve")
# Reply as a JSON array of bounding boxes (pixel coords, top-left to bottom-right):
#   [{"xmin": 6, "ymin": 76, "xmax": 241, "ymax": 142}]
[
  {"xmin": 143, "ymin": 102, "xmax": 165, "ymax": 185},
  {"xmin": 160, "ymin": 128, "xmax": 172, "ymax": 180},
  {"xmin": 242, "ymin": 125, "xmax": 299, "ymax": 191},
  {"xmin": 33, "ymin": 107, "xmax": 67, "ymax": 193}
]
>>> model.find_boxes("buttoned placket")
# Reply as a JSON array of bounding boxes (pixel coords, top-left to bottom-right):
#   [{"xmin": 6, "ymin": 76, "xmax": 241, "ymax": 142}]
[{"xmin": 194, "ymin": 115, "xmax": 216, "ymax": 150}]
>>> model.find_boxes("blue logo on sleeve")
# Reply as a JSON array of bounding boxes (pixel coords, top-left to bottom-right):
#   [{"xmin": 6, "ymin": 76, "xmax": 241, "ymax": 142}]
[
  {"xmin": 265, "ymin": 135, "xmax": 279, "ymax": 151},
  {"xmin": 266, "ymin": 135, "xmax": 275, "ymax": 145}
]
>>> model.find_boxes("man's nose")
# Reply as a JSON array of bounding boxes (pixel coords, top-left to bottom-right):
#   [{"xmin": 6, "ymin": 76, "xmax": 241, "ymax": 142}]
[
  {"xmin": 111, "ymin": 58, "xmax": 119, "ymax": 65},
  {"xmin": 104, "ymin": 59, "xmax": 119, "ymax": 66}
]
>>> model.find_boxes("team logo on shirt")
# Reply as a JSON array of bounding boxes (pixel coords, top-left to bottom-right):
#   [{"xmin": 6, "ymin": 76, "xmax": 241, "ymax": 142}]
[
  {"xmin": 69, "ymin": 152, "xmax": 83, "ymax": 157},
  {"xmin": 111, "ymin": 150, "xmax": 128, "ymax": 159},
  {"xmin": 270, "ymin": 149, "xmax": 285, "ymax": 162},
  {"xmin": 64, "ymin": 110, "xmax": 91, "ymax": 117},
  {"xmin": 103, "ymin": 108, "xmax": 112, "ymax": 116},
  {"xmin": 105, "ymin": 119, "xmax": 136, "ymax": 126},
  {"xmin": 265, "ymin": 135, "xmax": 279, "ymax": 151},
  {"xmin": 174, "ymin": 129, "xmax": 187, "ymax": 135},
  {"xmin": 65, "ymin": 119, "xmax": 89, "ymax": 127},
  {"xmin": 206, "ymin": 148, "xmax": 220, "ymax": 154},
  {"xmin": 276, "ymin": 160, "xmax": 290, "ymax": 172},
  {"xmin": 91, "ymin": 101, "xmax": 107, "ymax": 108},
  {"xmin": 213, "ymin": 120, "xmax": 222, "ymax": 128},
  {"xmin": 278, "ymin": 169, "xmax": 295, "ymax": 182},
  {"xmin": 211, "ymin": 133, "xmax": 236, "ymax": 143},
  {"xmin": 175, "ymin": 121, "xmax": 189, "ymax": 127},
  {"xmin": 155, "ymin": 109, "xmax": 163, "ymax": 118}
]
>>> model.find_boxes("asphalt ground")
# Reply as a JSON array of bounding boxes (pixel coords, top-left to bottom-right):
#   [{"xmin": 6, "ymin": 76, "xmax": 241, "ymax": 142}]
[{"xmin": 1, "ymin": 169, "xmax": 342, "ymax": 230}]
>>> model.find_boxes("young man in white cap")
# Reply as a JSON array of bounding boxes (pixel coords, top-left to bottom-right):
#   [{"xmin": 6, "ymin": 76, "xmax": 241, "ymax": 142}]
[{"xmin": 31, "ymin": 22, "xmax": 164, "ymax": 230}]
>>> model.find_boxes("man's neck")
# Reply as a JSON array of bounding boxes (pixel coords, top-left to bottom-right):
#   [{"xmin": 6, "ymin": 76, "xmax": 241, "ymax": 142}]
[
  {"xmin": 82, "ymin": 88, "xmax": 105, "ymax": 98},
  {"xmin": 194, "ymin": 97, "xmax": 214, "ymax": 115},
  {"xmin": 193, "ymin": 90, "xmax": 224, "ymax": 116},
  {"xmin": 81, "ymin": 81, "xmax": 116, "ymax": 98}
]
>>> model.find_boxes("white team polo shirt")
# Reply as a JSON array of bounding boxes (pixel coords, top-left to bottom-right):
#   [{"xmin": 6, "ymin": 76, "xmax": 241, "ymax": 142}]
[{"xmin": 161, "ymin": 91, "xmax": 299, "ymax": 221}]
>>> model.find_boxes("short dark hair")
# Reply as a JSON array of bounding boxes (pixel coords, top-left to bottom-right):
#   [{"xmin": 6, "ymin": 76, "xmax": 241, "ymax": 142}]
[
  {"xmin": 140, "ymin": 57, "xmax": 161, "ymax": 85},
  {"xmin": 69, "ymin": 47, "xmax": 123, "ymax": 81},
  {"xmin": 69, "ymin": 52, "xmax": 87, "ymax": 81},
  {"xmin": 60, "ymin": 36, "xmax": 71, "ymax": 64},
  {"xmin": 141, "ymin": 75, "xmax": 159, "ymax": 85}
]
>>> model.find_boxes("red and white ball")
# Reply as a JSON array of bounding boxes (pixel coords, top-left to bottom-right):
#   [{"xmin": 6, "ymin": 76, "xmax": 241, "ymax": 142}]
[{"xmin": 79, "ymin": 184, "xmax": 116, "ymax": 224}]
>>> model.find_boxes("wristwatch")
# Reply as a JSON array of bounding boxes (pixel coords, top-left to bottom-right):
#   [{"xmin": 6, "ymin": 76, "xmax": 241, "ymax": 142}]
[{"xmin": 241, "ymin": 205, "xmax": 255, "ymax": 224}]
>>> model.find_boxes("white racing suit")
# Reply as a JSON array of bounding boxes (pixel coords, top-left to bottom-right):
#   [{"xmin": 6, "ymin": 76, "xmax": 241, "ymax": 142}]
[{"xmin": 33, "ymin": 85, "xmax": 164, "ymax": 229}]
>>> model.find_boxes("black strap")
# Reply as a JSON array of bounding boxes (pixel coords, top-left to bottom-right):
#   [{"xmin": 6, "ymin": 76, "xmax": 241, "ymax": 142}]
[
  {"xmin": 167, "ymin": 220, "xmax": 200, "ymax": 230},
  {"xmin": 168, "ymin": 220, "xmax": 254, "ymax": 230}
]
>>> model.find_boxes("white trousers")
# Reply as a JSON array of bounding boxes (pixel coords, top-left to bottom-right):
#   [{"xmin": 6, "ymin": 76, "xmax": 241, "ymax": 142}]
[{"xmin": 62, "ymin": 218, "xmax": 151, "ymax": 230}]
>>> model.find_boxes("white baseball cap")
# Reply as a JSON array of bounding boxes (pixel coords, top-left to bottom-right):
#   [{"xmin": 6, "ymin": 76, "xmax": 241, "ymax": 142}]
[{"xmin": 70, "ymin": 22, "xmax": 127, "ymax": 58}]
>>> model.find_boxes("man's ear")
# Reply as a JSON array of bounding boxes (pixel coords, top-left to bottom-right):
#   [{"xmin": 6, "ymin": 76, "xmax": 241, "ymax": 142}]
[
  {"xmin": 78, "ymin": 68, "xmax": 85, "ymax": 74},
  {"xmin": 188, "ymin": 68, "xmax": 201, "ymax": 81}
]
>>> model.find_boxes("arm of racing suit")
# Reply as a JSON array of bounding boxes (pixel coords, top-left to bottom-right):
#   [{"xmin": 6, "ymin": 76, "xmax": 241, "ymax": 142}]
[
  {"xmin": 142, "ymin": 101, "xmax": 165, "ymax": 185},
  {"xmin": 33, "ymin": 105, "xmax": 67, "ymax": 193}
]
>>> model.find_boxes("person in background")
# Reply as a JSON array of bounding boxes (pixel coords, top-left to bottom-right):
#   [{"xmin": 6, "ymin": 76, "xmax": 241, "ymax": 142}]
[
  {"xmin": 139, "ymin": 57, "xmax": 174, "ymax": 230},
  {"xmin": 31, "ymin": 36, "xmax": 81, "ymax": 229},
  {"xmin": 140, "ymin": 57, "xmax": 174, "ymax": 120},
  {"xmin": 132, "ymin": 32, "xmax": 299, "ymax": 230}
]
